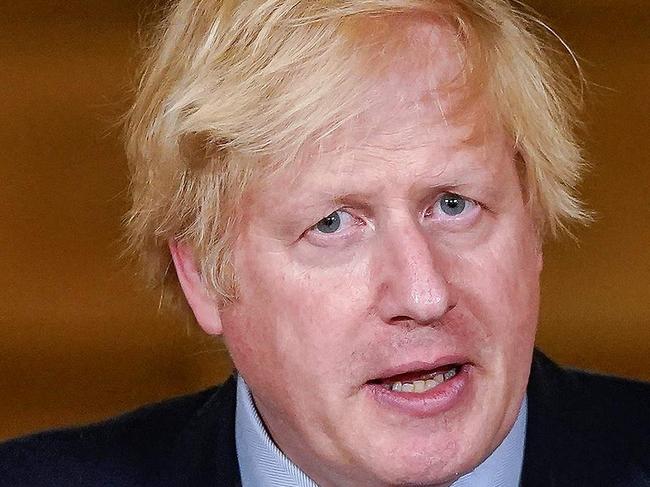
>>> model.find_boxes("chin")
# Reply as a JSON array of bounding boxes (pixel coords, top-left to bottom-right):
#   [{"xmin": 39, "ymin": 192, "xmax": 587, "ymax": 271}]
[
  {"xmin": 361, "ymin": 453, "xmax": 475, "ymax": 487},
  {"xmin": 348, "ymin": 378, "xmax": 503, "ymax": 480},
  {"xmin": 347, "ymin": 425, "xmax": 494, "ymax": 487}
]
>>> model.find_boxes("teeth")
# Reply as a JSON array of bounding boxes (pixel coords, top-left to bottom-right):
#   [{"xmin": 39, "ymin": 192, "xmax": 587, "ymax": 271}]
[
  {"xmin": 444, "ymin": 368, "xmax": 457, "ymax": 381},
  {"xmin": 385, "ymin": 367, "xmax": 459, "ymax": 393}
]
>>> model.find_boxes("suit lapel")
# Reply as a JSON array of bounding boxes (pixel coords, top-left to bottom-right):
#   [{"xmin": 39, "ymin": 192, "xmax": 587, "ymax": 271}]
[
  {"xmin": 521, "ymin": 350, "xmax": 649, "ymax": 487},
  {"xmin": 521, "ymin": 350, "xmax": 564, "ymax": 486},
  {"xmin": 162, "ymin": 375, "xmax": 241, "ymax": 487}
]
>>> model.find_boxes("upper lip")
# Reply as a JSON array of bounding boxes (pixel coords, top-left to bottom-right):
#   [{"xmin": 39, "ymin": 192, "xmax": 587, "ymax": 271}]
[{"xmin": 366, "ymin": 355, "xmax": 472, "ymax": 382}]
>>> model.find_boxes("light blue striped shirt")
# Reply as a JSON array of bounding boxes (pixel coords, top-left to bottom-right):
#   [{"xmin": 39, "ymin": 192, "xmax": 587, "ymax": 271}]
[{"xmin": 235, "ymin": 376, "xmax": 527, "ymax": 486}]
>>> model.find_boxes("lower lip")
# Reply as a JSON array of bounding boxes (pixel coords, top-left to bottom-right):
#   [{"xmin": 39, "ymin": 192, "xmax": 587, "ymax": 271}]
[{"xmin": 364, "ymin": 364, "xmax": 473, "ymax": 418}]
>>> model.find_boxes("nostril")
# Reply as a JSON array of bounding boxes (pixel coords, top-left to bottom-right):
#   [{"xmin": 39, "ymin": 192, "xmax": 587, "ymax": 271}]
[
  {"xmin": 375, "ymin": 268, "xmax": 455, "ymax": 326},
  {"xmin": 390, "ymin": 316, "xmax": 414, "ymax": 325},
  {"xmin": 388, "ymin": 301, "xmax": 456, "ymax": 328},
  {"xmin": 388, "ymin": 315, "xmax": 439, "ymax": 328}
]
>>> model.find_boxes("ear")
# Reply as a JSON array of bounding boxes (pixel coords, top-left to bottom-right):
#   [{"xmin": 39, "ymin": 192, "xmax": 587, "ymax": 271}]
[{"xmin": 169, "ymin": 241, "xmax": 223, "ymax": 335}]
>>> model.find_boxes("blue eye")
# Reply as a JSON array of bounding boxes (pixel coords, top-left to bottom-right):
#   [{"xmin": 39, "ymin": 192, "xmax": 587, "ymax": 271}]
[
  {"xmin": 315, "ymin": 211, "xmax": 342, "ymax": 233},
  {"xmin": 439, "ymin": 193, "xmax": 467, "ymax": 216}
]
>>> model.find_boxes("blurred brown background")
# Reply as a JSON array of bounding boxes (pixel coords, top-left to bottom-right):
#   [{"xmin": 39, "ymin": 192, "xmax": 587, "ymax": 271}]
[{"xmin": 0, "ymin": 0, "xmax": 648, "ymax": 441}]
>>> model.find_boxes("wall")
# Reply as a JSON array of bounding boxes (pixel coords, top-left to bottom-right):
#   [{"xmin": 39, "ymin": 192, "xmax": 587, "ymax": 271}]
[{"xmin": 0, "ymin": 0, "xmax": 648, "ymax": 440}]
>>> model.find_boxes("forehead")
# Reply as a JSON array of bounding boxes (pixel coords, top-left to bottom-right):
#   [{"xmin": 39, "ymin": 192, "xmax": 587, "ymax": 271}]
[
  {"xmin": 248, "ymin": 15, "xmax": 509, "ymax": 204},
  {"xmin": 315, "ymin": 15, "xmax": 496, "ymax": 162},
  {"xmin": 353, "ymin": 15, "xmax": 471, "ymax": 131}
]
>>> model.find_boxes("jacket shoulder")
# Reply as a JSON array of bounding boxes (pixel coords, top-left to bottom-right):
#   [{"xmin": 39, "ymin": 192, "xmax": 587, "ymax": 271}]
[
  {"xmin": 524, "ymin": 351, "xmax": 650, "ymax": 486},
  {"xmin": 0, "ymin": 378, "xmax": 236, "ymax": 487},
  {"xmin": 537, "ymin": 352, "xmax": 650, "ymax": 444}
]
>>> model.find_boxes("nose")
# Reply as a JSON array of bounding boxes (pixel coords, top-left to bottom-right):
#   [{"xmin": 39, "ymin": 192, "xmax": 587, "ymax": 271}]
[{"xmin": 374, "ymin": 221, "xmax": 454, "ymax": 327}]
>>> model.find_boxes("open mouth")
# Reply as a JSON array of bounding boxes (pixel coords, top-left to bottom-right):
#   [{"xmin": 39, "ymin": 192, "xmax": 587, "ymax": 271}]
[
  {"xmin": 364, "ymin": 360, "xmax": 473, "ymax": 417},
  {"xmin": 368, "ymin": 363, "xmax": 466, "ymax": 394}
]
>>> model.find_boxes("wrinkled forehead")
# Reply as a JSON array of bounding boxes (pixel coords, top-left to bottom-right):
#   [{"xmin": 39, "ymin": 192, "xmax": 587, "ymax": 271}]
[
  {"xmin": 245, "ymin": 14, "xmax": 502, "ymax": 196},
  {"xmin": 305, "ymin": 16, "xmax": 495, "ymax": 163},
  {"xmin": 362, "ymin": 15, "xmax": 467, "ymax": 98},
  {"xmin": 351, "ymin": 15, "xmax": 472, "ymax": 128}
]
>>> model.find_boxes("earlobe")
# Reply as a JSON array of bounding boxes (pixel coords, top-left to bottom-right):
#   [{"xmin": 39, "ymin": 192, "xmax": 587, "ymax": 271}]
[{"xmin": 169, "ymin": 241, "xmax": 223, "ymax": 335}]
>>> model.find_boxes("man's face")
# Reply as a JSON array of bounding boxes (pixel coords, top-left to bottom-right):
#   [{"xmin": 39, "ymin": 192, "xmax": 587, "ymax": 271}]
[{"xmin": 218, "ymin": 22, "xmax": 541, "ymax": 487}]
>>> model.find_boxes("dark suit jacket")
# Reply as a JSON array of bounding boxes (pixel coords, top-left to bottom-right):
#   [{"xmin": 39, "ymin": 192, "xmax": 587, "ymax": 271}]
[{"xmin": 1, "ymin": 350, "xmax": 648, "ymax": 486}]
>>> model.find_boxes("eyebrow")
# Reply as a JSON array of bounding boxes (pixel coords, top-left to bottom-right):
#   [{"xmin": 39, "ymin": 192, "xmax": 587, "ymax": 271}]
[
  {"xmin": 268, "ymin": 139, "xmax": 511, "ymax": 218},
  {"xmin": 290, "ymin": 177, "xmax": 498, "ymax": 217},
  {"xmin": 292, "ymin": 191, "xmax": 376, "ymax": 218}
]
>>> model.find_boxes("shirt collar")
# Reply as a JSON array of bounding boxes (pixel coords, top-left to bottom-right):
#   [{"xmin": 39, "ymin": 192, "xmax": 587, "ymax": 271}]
[{"xmin": 235, "ymin": 375, "xmax": 527, "ymax": 487}]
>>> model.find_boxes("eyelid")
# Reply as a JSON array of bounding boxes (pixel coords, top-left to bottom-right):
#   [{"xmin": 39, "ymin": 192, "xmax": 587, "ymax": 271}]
[
  {"xmin": 426, "ymin": 192, "xmax": 479, "ymax": 219},
  {"xmin": 302, "ymin": 208, "xmax": 367, "ymax": 248},
  {"xmin": 307, "ymin": 208, "xmax": 355, "ymax": 234}
]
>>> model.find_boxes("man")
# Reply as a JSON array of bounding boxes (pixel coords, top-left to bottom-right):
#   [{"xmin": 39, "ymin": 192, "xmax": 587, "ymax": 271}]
[{"xmin": 1, "ymin": 1, "xmax": 648, "ymax": 486}]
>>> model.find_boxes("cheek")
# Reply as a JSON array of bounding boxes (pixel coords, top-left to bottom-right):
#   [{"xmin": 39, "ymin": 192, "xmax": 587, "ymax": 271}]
[
  {"xmin": 453, "ymin": 218, "xmax": 541, "ymax": 347},
  {"xmin": 223, "ymin": 249, "xmax": 373, "ymax": 377}
]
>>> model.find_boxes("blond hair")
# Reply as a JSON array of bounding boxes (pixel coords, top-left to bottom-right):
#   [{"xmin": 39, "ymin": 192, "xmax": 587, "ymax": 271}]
[{"xmin": 125, "ymin": 0, "xmax": 588, "ymax": 308}]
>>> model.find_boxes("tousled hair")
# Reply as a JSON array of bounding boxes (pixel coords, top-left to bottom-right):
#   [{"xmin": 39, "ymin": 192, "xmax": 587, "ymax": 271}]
[{"xmin": 125, "ymin": 0, "xmax": 589, "ymax": 310}]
